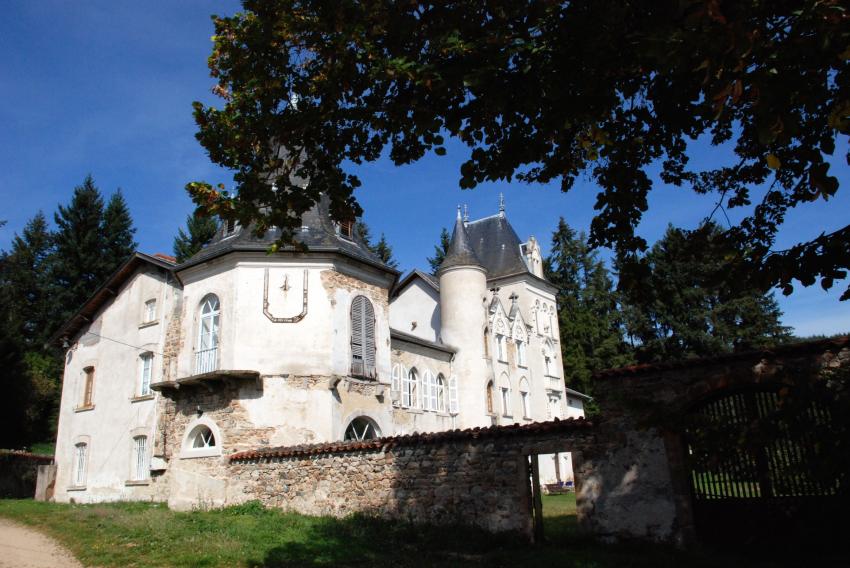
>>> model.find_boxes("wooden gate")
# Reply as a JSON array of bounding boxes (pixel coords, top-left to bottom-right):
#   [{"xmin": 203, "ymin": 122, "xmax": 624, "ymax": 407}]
[{"xmin": 683, "ymin": 386, "xmax": 845, "ymax": 550}]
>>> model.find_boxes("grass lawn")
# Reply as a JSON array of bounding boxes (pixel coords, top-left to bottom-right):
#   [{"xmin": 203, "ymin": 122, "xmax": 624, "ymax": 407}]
[{"xmin": 0, "ymin": 499, "xmax": 804, "ymax": 567}]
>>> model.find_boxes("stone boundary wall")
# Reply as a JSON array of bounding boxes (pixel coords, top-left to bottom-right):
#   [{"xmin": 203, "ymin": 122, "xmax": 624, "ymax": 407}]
[
  {"xmin": 0, "ymin": 450, "xmax": 54, "ymax": 498},
  {"xmin": 230, "ymin": 419, "xmax": 597, "ymax": 536}
]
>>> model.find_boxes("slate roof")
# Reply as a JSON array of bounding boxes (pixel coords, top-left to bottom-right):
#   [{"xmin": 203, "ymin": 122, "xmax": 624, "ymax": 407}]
[
  {"xmin": 229, "ymin": 416, "xmax": 593, "ymax": 461},
  {"xmin": 390, "ymin": 328, "xmax": 457, "ymax": 354},
  {"xmin": 465, "ymin": 213, "xmax": 532, "ymax": 280},
  {"xmin": 437, "ymin": 211, "xmax": 483, "ymax": 273},
  {"xmin": 178, "ymin": 195, "xmax": 397, "ymax": 276}
]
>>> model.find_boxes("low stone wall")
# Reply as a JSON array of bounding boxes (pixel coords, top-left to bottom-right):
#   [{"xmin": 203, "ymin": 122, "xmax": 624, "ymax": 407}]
[
  {"xmin": 0, "ymin": 450, "xmax": 54, "ymax": 498},
  {"xmin": 230, "ymin": 419, "xmax": 597, "ymax": 536}
]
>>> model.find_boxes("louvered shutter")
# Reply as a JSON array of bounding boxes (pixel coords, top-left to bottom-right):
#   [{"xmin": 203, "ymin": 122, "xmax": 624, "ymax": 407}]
[
  {"xmin": 449, "ymin": 375, "xmax": 459, "ymax": 414},
  {"xmin": 363, "ymin": 299, "xmax": 376, "ymax": 378},
  {"xmin": 351, "ymin": 296, "xmax": 364, "ymax": 377}
]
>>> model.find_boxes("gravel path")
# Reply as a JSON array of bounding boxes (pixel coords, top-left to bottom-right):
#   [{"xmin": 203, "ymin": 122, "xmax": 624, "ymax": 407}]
[{"xmin": 0, "ymin": 518, "xmax": 83, "ymax": 567}]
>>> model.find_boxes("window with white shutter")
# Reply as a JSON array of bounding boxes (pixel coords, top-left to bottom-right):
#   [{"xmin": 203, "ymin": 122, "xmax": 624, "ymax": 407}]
[
  {"xmin": 448, "ymin": 375, "xmax": 459, "ymax": 414},
  {"xmin": 403, "ymin": 367, "xmax": 419, "ymax": 408},
  {"xmin": 423, "ymin": 370, "xmax": 437, "ymax": 411},
  {"xmin": 350, "ymin": 296, "xmax": 376, "ymax": 379},
  {"xmin": 391, "ymin": 363, "xmax": 402, "ymax": 393}
]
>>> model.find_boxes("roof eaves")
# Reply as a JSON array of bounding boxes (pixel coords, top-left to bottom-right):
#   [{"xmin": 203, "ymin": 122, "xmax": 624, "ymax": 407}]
[{"xmin": 390, "ymin": 328, "xmax": 457, "ymax": 354}]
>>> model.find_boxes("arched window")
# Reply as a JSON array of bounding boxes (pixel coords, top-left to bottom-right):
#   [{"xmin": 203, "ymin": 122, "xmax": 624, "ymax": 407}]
[
  {"xmin": 436, "ymin": 374, "xmax": 447, "ymax": 413},
  {"xmin": 519, "ymin": 378, "xmax": 531, "ymax": 419},
  {"xmin": 543, "ymin": 341, "xmax": 555, "ymax": 377},
  {"xmin": 74, "ymin": 442, "xmax": 88, "ymax": 487},
  {"xmin": 350, "ymin": 296, "xmax": 376, "ymax": 379},
  {"xmin": 132, "ymin": 435, "xmax": 148, "ymax": 481},
  {"xmin": 403, "ymin": 367, "xmax": 419, "ymax": 408},
  {"xmin": 496, "ymin": 334, "xmax": 507, "ymax": 362},
  {"xmin": 500, "ymin": 373, "xmax": 512, "ymax": 417},
  {"xmin": 181, "ymin": 420, "xmax": 222, "ymax": 458},
  {"xmin": 483, "ymin": 327, "xmax": 490, "ymax": 357},
  {"xmin": 196, "ymin": 294, "xmax": 220, "ymax": 374},
  {"xmin": 191, "ymin": 425, "xmax": 215, "ymax": 449},
  {"xmin": 486, "ymin": 380, "xmax": 495, "ymax": 414},
  {"xmin": 516, "ymin": 340, "xmax": 527, "ymax": 367},
  {"xmin": 423, "ymin": 370, "xmax": 437, "ymax": 411},
  {"xmin": 344, "ymin": 416, "xmax": 380, "ymax": 441}
]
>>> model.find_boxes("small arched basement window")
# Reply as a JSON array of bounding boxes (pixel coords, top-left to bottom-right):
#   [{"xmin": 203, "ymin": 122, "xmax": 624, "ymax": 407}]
[
  {"xmin": 350, "ymin": 295, "xmax": 376, "ymax": 379},
  {"xmin": 191, "ymin": 425, "xmax": 215, "ymax": 449},
  {"xmin": 180, "ymin": 420, "xmax": 223, "ymax": 459},
  {"xmin": 344, "ymin": 416, "xmax": 380, "ymax": 441}
]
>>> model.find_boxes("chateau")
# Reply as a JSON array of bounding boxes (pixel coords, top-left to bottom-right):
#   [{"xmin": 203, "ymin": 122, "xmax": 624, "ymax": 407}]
[{"xmin": 52, "ymin": 197, "xmax": 586, "ymax": 507}]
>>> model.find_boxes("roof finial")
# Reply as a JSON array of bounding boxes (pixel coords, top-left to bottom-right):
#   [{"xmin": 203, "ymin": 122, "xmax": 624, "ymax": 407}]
[
  {"xmin": 463, "ymin": 204, "xmax": 469, "ymax": 223},
  {"xmin": 456, "ymin": 205, "xmax": 462, "ymax": 220},
  {"xmin": 498, "ymin": 193, "xmax": 505, "ymax": 216}
]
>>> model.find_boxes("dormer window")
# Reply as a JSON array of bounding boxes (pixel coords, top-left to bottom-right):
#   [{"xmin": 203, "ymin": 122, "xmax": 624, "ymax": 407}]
[
  {"xmin": 338, "ymin": 220, "xmax": 354, "ymax": 240},
  {"xmin": 223, "ymin": 218, "xmax": 237, "ymax": 236}
]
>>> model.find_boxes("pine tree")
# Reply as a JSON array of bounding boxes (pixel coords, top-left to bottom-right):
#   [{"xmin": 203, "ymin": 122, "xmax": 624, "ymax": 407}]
[
  {"xmin": 5, "ymin": 212, "xmax": 53, "ymax": 347},
  {"xmin": 49, "ymin": 175, "xmax": 109, "ymax": 336},
  {"xmin": 102, "ymin": 189, "xmax": 137, "ymax": 269},
  {"xmin": 545, "ymin": 218, "xmax": 632, "ymax": 399},
  {"xmin": 173, "ymin": 213, "xmax": 218, "ymax": 263},
  {"xmin": 427, "ymin": 227, "xmax": 451, "ymax": 274},
  {"xmin": 355, "ymin": 221, "xmax": 399, "ymax": 269},
  {"xmin": 618, "ymin": 223, "xmax": 792, "ymax": 362},
  {"xmin": 373, "ymin": 234, "xmax": 399, "ymax": 269}
]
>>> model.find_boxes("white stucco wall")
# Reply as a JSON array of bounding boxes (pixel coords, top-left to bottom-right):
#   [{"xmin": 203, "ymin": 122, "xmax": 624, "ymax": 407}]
[
  {"xmin": 389, "ymin": 279, "xmax": 441, "ymax": 342},
  {"xmin": 54, "ymin": 265, "xmax": 176, "ymax": 503}
]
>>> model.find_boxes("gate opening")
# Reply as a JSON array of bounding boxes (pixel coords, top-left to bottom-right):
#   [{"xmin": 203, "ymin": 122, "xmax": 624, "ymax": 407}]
[{"xmin": 528, "ymin": 452, "xmax": 580, "ymax": 543}]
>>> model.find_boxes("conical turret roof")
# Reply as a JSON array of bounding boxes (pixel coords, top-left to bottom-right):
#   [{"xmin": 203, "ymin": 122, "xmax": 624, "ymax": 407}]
[{"xmin": 438, "ymin": 208, "xmax": 484, "ymax": 273}]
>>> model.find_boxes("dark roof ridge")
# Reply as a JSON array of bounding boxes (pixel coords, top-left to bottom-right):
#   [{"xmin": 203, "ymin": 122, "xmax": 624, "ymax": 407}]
[
  {"xmin": 593, "ymin": 336, "xmax": 850, "ymax": 380},
  {"xmin": 229, "ymin": 417, "xmax": 593, "ymax": 462}
]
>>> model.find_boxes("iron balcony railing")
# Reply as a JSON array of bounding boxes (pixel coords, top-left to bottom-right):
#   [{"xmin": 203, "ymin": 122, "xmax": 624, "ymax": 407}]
[{"xmin": 195, "ymin": 347, "xmax": 218, "ymax": 375}]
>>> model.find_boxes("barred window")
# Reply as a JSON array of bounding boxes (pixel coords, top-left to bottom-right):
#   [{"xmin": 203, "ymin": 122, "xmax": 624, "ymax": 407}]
[
  {"xmin": 132, "ymin": 436, "xmax": 148, "ymax": 481},
  {"xmin": 74, "ymin": 442, "xmax": 88, "ymax": 487}
]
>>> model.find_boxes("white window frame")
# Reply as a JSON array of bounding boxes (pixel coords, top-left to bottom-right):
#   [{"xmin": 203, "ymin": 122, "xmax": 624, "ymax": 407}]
[
  {"xmin": 391, "ymin": 363, "xmax": 402, "ymax": 394},
  {"xmin": 501, "ymin": 387, "xmax": 511, "ymax": 417},
  {"xmin": 131, "ymin": 435, "xmax": 149, "ymax": 481},
  {"xmin": 402, "ymin": 367, "xmax": 419, "ymax": 409},
  {"xmin": 139, "ymin": 352, "xmax": 153, "ymax": 396},
  {"xmin": 517, "ymin": 340, "xmax": 527, "ymax": 367},
  {"xmin": 143, "ymin": 298, "xmax": 157, "ymax": 323},
  {"xmin": 519, "ymin": 378, "xmax": 530, "ymax": 419},
  {"xmin": 180, "ymin": 418, "xmax": 222, "ymax": 459},
  {"xmin": 436, "ymin": 374, "xmax": 447, "ymax": 413},
  {"xmin": 448, "ymin": 375, "xmax": 459, "ymax": 414},
  {"xmin": 196, "ymin": 295, "xmax": 220, "ymax": 374},
  {"xmin": 423, "ymin": 370, "xmax": 437, "ymax": 411},
  {"xmin": 496, "ymin": 334, "xmax": 507, "ymax": 362},
  {"xmin": 73, "ymin": 442, "xmax": 88, "ymax": 487}
]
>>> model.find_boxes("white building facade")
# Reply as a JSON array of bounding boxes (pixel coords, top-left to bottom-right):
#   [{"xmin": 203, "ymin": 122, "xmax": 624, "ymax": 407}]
[{"xmin": 51, "ymin": 197, "xmax": 586, "ymax": 506}]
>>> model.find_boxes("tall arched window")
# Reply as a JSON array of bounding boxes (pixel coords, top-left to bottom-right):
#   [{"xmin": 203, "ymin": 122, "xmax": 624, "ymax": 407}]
[
  {"xmin": 403, "ymin": 367, "xmax": 419, "ymax": 408},
  {"xmin": 496, "ymin": 334, "xmax": 507, "ymax": 362},
  {"xmin": 196, "ymin": 294, "xmax": 220, "ymax": 374},
  {"xmin": 543, "ymin": 341, "xmax": 555, "ymax": 377},
  {"xmin": 391, "ymin": 363, "xmax": 403, "ymax": 393},
  {"xmin": 486, "ymin": 380, "xmax": 495, "ymax": 414},
  {"xmin": 483, "ymin": 327, "xmax": 490, "ymax": 357},
  {"xmin": 516, "ymin": 340, "xmax": 527, "ymax": 367},
  {"xmin": 519, "ymin": 378, "xmax": 531, "ymax": 419},
  {"xmin": 436, "ymin": 374, "xmax": 447, "ymax": 413},
  {"xmin": 500, "ymin": 373, "xmax": 512, "ymax": 417},
  {"xmin": 351, "ymin": 296, "xmax": 376, "ymax": 379}
]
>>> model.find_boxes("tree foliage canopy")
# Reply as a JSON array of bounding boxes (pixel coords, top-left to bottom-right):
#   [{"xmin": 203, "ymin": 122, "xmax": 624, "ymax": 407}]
[
  {"xmin": 619, "ymin": 222, "xmax": 792, "ymax": 361},
  {"xmin": 190, "ymin": 0, "xmax": 849, "ymax": 299},
  {"xmin": 173, "ymin": 213, "xmax": 219, "ymax": 263}
]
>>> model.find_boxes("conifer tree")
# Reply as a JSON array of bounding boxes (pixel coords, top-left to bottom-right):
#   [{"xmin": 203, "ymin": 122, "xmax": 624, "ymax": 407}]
[
  {"xmin": 355, "ymin": 221, "xmax": 399, "ymax": 269},
  {"xmin": 49, "ymin": 175, "xmax": 109, "ymax": 336},
  {"xmin": 618, "ymin": 223, "xmax": 792, "ymax": 362},
  {"xmin": 102, "ymin": 189, "xmax": 137, "ymax": 269},
  {"xmin": 5, "ymin": 212, "xmax": 53, "ymax": 347},
  {"xmin": 173, "ymin": 213, "xmax": 218, "ymax": 263},
  {"xmin": 372, "ymin": 234, "xmax": 399, "ymax": 270},
  {"xmin": 427, "ymin": 228, "xmax": 451, "ymax": 274},
  {"xmin": 545, "ymin": 218, "xmax": 632, "ymax": 398}
]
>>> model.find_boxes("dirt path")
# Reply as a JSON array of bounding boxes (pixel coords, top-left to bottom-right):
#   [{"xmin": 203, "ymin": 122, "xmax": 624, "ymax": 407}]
[{"xmin": 0, "ymin": 518, "xmax": 83, "ymax": 568}]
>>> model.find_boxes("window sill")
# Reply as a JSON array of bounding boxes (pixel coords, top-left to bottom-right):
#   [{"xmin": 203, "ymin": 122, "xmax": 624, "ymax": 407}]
[
  {"xmin": 517, "ymin": 364, "xmax": 528, "ymax": 370},
  {"xmin": 74, "ymin": 405, "xmax": 95, "ymax": 413},
  {"xmin": 400, "ymin": 407, "xmax": 424, "ymax": 414},
  {"xmin": 497, "ymin": 359, "xmax": 508, "ymax": 364},
  {"xmin": 67, "ymin": 486, "xmax": 86, "ymax": 492},
  {"xmin": 502, "ymin": 414, "xmax": 513, "ymax": 419},
  {"xmin": 179, "ymin": 448, "xmax": 222, "ymax": 459},
  {"xmin": 125, "ymin": 480, "xmax": 150, "ymax": 486},
  {"xmin": 138, "ymin": 320, "xmax": 159, "ymax": 329},
  {"xmin": 130, "ymin": 394, "xmax": 155, "ymax": 403}
]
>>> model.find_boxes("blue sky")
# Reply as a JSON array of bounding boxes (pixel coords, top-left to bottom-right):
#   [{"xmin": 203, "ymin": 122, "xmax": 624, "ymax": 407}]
[{"xmin": 1, "ymin": 1, "xmax": 848, "ymax": 337}]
